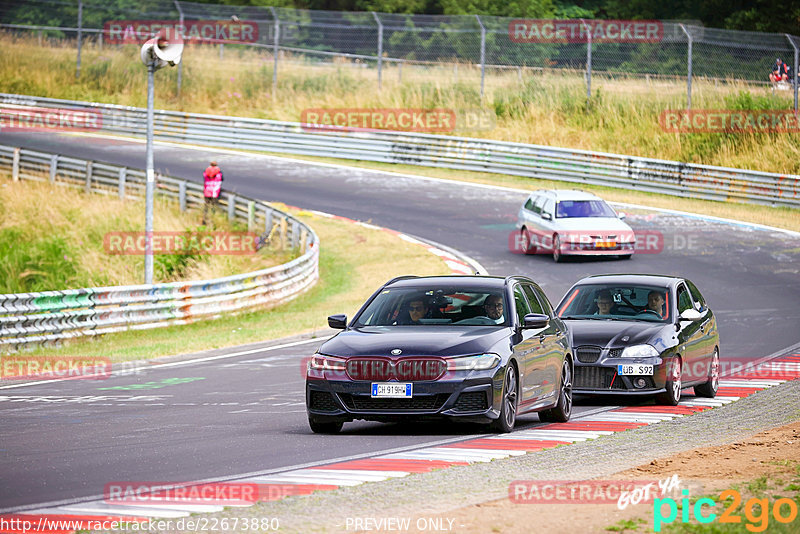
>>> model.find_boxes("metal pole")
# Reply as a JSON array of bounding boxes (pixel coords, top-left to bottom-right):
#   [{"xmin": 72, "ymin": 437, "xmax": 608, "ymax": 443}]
[
  {"xmin": 145, "ymin": 62, "xmax": 155, "ymax": 285},
  {"xmin": 582, "ymin": 19, "xmax": 592, "ymax": 104},
  {"xmin": 787, "ymin": 34, "xmax": 799, "ymax": 115},
  {"xmin": 174, "ymin": 0, "xmax": 184, "ymax": 96},
  {"xmin": 476, "ymin": 15, "xmax": 486, "ymax": 99},
  {"xmin": 76, "ymin": 0, "xmax": 83, "ymax": 79},
  {"xmin": 269, "ymin": 6, "xmax": 279, "ymax": 98},
  {"xmin": 372, "ymin": 12, "xmax": 383, "ymax": 90},
  {"xmin": 680, "ymin": 24, "xmax": 692, "ymax": 110}
]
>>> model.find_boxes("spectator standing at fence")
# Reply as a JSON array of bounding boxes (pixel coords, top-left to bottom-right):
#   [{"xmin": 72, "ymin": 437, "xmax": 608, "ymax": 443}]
[
  {"xmin": 202, "ymin": 160, "xmax": 223, "ymax": 224},
  {"xmin": 770, "ymin": 58, "xmax": 791, "ymax": 83}
]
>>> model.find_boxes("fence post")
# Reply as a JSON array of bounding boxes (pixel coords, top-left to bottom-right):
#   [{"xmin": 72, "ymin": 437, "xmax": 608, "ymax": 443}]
[
  {"xmin": 12, "ymin": 148, "xmax": 20, "ymax": 182},
  {"xmin": 787, "ymin": 34, "xmax": 799, "ymax": 115},
  {"xmin": 291, "ymin": 221, "xmax": 299, "ymax": 248},
  {"xmin": 76, "ymin": 0, "xmax": 83, "ymax": 79},
  {"xmin": 85, "ymin": 161, "xmax": 93, "ymax": 194},
  {"xmin": 264, "ymin": 207, "xmax": 272, "ymax": 233},
  {"xmin": 219, "ymin": 43, "xmax": 224, "ymax": 60},
  {"xmin": 174, "ymin": 0, "xmax": 184, "ymax": 96},
  {"xmin": 118, "ymin": 168, "xmax": 126, "ymax": 199},
  {"xmin": 228, "ymin": 193, "xmax": 236, "ymax": 221},
  {"xmin": 269, "ymin": 6, "xmax": 280, "ymax": 98},
  {"xmin": 178, "ymin": 180, "xmax": 186, "ymax": 211},
  {"xmin": 581, "ymin": 19, "xmax": 592, "ymax": 105},
  {"xmin": 98, "ymin": 29, "xmax": 102, "ymax": 50},
  {"xmin": 679, "ymin": 24, "xmax": 692, "ymax": 110},
  {"xmin": 247, "ymin": 200, "xmax": 255, "ymax": 232},
  {"xmin": 49, "ymin": 154, "xmax": 58, "ymax": 183},
  {"xmin": 476, "ymin": 15, "xmax": 486, "ymax": 99},
  {"xmin": 398, "ymin": 61, "xmax": 402, "ymax": 82},
  {"xmin": 372, "ymin": 12, "xmax": 383, "ymax": 90}
]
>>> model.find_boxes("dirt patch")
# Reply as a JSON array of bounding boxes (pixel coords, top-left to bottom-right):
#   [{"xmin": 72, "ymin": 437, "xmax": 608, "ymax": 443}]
[{"xmin": 405, "ymin": 420, "xmax": 800, "ymax": 533}]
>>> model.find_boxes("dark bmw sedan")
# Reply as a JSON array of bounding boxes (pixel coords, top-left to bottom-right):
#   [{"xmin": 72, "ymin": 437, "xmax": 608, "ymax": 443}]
[
  {"xmin": 555, "ymin": 274, "xmax": 720, "ymax": 405},
  {"xmin": 306, "ymin": 275, "xmax": 574, "ymax": 433}
]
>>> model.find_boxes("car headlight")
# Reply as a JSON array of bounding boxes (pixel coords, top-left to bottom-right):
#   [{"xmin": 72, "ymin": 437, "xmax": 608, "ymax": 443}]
[
  {"xmin": 309, "ymin": 354, "xmax": 346, "ymax": 371},
  {"xmin": 620, "ymin": 345, "xmax": 659, "ymax": 359},
  {"xmin": 447, "ymin": 353, "xmax": 501, "ymax": 371}
]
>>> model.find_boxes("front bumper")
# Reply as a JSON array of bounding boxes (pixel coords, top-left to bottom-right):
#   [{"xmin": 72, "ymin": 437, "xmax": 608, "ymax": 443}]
[
  {"xmin": 573, "ymin": 357, "xmax": 667, "ymax": 395},
  {"xmin": 306, "ymin": 368, "xmax": 505, "ymax": 423}
]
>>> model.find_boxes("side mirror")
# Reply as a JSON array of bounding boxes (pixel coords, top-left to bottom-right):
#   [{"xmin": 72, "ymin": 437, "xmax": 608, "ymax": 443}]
[
  {"xmin": 541, "ymin": 212, "xmax": 552, "ymax": 221},
  {"xmin": 523, "ymin": 313, "xmax": 550, "ymax": 329},
  {"xmin": 679, "ymin": 309, "xmax": 703, "ymax": 322},
  {"xmin": 617, "ymin": 212, "xmax": 627, "ymax": 220},
  {"xmin": 328, "ymin": 314, "xmax": 347, "ymax": 329}
]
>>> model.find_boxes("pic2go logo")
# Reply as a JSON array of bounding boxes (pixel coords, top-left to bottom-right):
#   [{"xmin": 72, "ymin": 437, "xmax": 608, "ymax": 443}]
[{"xmin": 654, "ymin": 489, "xmax": 799, "ymax": 532}]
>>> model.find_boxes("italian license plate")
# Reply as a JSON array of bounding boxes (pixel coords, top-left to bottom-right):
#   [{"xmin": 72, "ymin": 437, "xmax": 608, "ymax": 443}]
[
  {"xmin": 617, "ymin": 364, "xmax": 654, "ymax": 376},
  {"xmin": 371, "ymin": 383, "xmax": 413, "ymax": 398},
  {"xmin": 596, "ymin": 241, "xmax": 617, "ymax": 249}
]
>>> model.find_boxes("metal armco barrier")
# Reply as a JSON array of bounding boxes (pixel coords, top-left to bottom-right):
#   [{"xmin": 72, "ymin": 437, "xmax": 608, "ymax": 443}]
[
  {"xmin": 1, "ymin": 93, "xmax": 797, "ymax": 208},
  {"xmin": 0, "ymin": 144, "xmax": 319, "ymax": 349}
]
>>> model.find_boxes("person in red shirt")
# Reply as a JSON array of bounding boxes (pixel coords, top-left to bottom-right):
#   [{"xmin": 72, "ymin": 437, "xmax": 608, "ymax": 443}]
[
  {"xmin": 202, "ymin": 160, "xmax": 223, "ymax": 224},
  {"xmin": 770, "ymin": 58, "xmax": 791, "ymax": 83}
]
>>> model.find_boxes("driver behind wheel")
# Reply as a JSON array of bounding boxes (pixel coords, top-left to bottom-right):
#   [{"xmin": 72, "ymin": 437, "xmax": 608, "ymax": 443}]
[{"xmin": 646, "ymin": 290, "xmax": 665, "ymax": 317}]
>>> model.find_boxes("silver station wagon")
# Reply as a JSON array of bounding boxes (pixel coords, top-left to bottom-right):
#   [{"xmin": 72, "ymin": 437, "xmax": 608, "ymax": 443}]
[{"xmin": 516, "ymin": 189, "xmax": 636, "ymax": 262}]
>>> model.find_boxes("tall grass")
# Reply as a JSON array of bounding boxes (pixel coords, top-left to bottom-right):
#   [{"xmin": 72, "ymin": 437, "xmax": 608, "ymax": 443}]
[
  {"xmin": 0, "ymin": 177, "xmax": 291, "ymax": 293},
  {"xmin": 0, "ymin": 32, "xmax": 798, "ymax": 174}
]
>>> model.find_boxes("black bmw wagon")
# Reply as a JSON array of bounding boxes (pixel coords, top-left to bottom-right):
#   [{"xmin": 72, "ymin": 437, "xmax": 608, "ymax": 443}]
[{"xmin": 306, "ymin": 275, "xmax": 574, "ymax": 433}]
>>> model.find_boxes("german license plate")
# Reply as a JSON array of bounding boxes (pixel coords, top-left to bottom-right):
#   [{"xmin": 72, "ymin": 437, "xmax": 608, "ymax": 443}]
[
  {"xmin": 371, "ymin": 383, "xmax": 413, "ymax": 398},
  {"xmin": 596, "ymin": 241, "xmax": 617, "ymax": 248},
  {"xmin": 617, "ymin": 364, "xmax": 654, "ymax": 375}
]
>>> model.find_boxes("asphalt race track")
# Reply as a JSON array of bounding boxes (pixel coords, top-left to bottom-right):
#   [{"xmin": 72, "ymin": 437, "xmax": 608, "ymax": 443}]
[{"xmin": 1, "ymin": 131, "xmax": 799, "ymax": 512}]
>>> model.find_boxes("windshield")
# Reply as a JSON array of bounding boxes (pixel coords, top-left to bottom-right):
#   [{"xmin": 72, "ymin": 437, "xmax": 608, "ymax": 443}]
[
  {"xmin": 354, "ymin": 286, "xmax": 509, "ymax": 327},
  {"xmin": 556, "ymin": 200, "xmax": 617, "ymax": 219},
  {"xmin": 557, "ymin": 284, "xmax": 671, "ymax": 322}
]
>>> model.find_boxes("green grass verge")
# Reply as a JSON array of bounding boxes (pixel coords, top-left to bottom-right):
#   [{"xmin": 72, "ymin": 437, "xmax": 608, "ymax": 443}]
[{"xmin": 7, "ymin": 207, "xmax": 451, "ymax": 362}]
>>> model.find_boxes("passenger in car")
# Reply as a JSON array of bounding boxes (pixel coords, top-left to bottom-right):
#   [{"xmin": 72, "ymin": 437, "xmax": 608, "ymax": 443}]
[{"xmin": 484, "ymin": 294, "xmax": 505, "ymax": 324}]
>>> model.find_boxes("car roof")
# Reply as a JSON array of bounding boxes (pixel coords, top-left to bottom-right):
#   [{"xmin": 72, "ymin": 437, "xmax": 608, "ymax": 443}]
[
  {"xmin": 574, "ymin": 274, "xmax": 683, "ymax": 287},
  {"xmin": 385, "ymin": 275, "xmax": 531, "ymax": 289},
  {"xmin": 528, "ymin": 189, "xmax": 602, "ymax": 202}
]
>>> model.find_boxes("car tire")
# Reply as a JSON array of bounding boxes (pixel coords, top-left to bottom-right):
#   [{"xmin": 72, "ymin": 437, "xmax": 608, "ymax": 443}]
[
  {"xmin": 308, "ymin": 415, "xmax": 343, "ymax": 434},
  {"xmin": 656, "ymin": 356, "xmax": 682, "ymax": 406},
  {"xmin": 520, "ymin": 229, "xmax": 537, "ymax": 255},
  {"xmin": 540, "ymin": 358, "xmax": 573, "ymax": 423},
  {"xmin": 491, "ymin": 364, "xmax": 518, "ymax": 433},
  {"xmin": 552, "ymin": 234, "xmax": 562, "ymax": 263},
  {"xmin": 694, "ymin": 348, "xmax": 719, "ymax": 398}
]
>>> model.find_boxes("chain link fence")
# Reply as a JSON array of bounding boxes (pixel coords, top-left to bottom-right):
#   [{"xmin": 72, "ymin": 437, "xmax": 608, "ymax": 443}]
[{"xmin": 0, "ymin": 0, "xmax": 798, "ymax": 109}]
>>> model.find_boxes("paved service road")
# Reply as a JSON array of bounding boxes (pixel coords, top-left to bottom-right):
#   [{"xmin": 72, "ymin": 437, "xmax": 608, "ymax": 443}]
[{"xmin": 1, "ymin": 131, "xmax": 798, "ymax": 511}]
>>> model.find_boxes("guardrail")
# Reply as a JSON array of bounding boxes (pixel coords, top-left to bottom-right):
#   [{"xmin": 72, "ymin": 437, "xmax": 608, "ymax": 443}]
[
  {"xmin": 1, "ymin": 93, "xmax": 797, "ymax": 208},
  {"xmin": 0, "ymin": 143, "xmax": 319, "ymax": 350}
]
